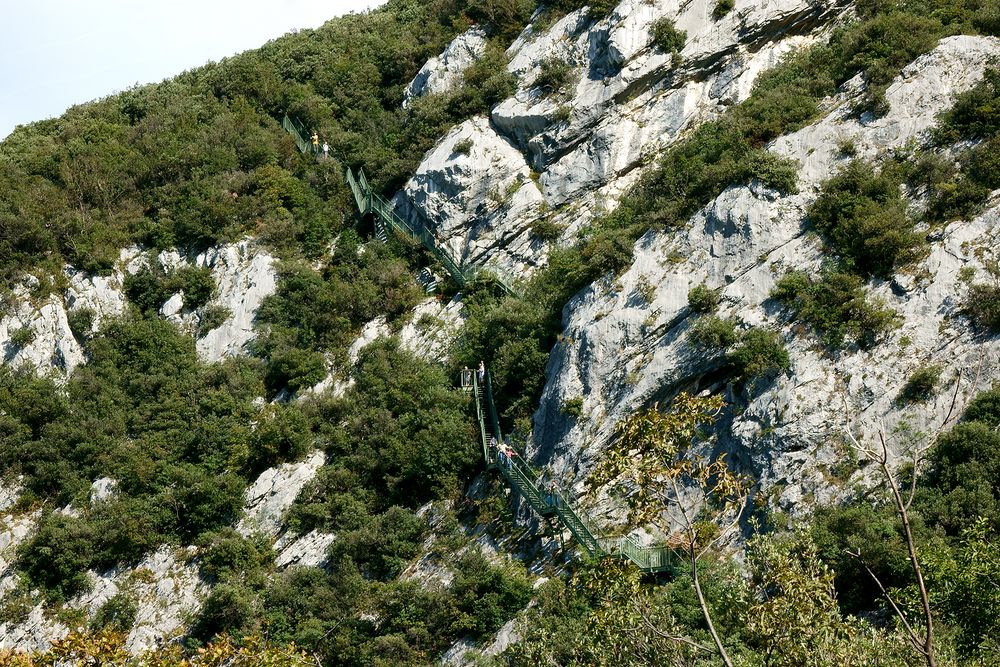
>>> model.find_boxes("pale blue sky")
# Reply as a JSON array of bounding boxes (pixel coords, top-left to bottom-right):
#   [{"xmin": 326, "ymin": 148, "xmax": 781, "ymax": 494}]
[{"xmin": 0, "ymin": 0, "xmax": 386, "ymax": 139}]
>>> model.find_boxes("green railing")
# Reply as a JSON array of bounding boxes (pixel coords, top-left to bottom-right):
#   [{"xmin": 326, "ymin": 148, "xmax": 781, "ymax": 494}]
[
  {"xmin": 468, "ymin": 369, "xmax": 675, "ymax": 573},
  {"xmin": 282, "ymin": 114, "xmax": 319, "ymax": 156},
  {"xmin": 345, "ymin": 166, "xmax": 518, "ymax": 295},
  {"xmin": 281, "ymin": 112, "xmax": 518, "ymax": 295}
]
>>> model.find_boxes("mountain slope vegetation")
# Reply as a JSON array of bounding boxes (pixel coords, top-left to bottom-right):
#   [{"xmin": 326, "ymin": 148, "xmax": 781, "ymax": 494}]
[{"xmin": 1, "ymin": 0, "xmax": 1000, "ymax": 665}]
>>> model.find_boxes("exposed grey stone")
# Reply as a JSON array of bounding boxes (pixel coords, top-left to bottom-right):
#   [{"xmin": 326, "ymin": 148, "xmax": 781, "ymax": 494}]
[{"xmin": 404, "ymin": 27, "xmax": 488, "ymax": 105}]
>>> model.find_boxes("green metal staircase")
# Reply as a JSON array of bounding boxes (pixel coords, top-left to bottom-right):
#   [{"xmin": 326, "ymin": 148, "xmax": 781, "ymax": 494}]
[
  {"xmin": 345, "ymin": 167, "xmax": 518, "ymax": 296},
  {"xmin": 282, "ymin": 112, "xmax": 517, "ymax": 295},
  {"xmin": 466, "ymin": 368, "xmax": 675, "ymax": 573}
]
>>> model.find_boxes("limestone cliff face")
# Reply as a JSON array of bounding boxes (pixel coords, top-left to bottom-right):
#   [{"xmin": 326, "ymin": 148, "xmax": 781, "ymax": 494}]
[
  {"xmin": 392, "ymin": 7, "xmax": 1000, "ymax": 543},
  {"xmin": 529, "ymin": 35, "xmax": 1000, "ymax": 527},
  {"xmin": 395, "ymin": 0, "xmax": 849, "ymax": 279}
]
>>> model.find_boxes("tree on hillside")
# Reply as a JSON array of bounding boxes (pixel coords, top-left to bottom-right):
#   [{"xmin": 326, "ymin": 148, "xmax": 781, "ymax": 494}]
[
  {"xmin": 590, "ymin": 392, "xmax": 747, "ymax": 667},
  {"xmin": 841, "ymin": 361, "xmax": 980, "ymax": 667}
]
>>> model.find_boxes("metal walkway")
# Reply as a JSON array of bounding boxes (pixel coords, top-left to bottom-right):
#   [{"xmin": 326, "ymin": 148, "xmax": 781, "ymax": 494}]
[
  {"xmin": 280, "ymin": 113, "xmax": 516, "ymax": 295},
  {"xmin": 465, "ymin": 368, "xmax": 675, "ymax": 573}
]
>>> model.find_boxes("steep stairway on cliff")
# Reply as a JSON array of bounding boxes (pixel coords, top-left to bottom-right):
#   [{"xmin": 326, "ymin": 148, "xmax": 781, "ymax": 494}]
[
  {"xmin": 281, "ymin": 113, "xmax": 517, "ymax": 295},
  {"xmin": 463, "ymin": 368, "xmax": 675, "ymax": 573}
]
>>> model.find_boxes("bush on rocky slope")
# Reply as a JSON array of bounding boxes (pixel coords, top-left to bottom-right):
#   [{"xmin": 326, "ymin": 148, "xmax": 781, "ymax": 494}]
[
  {"xmin": 807, "ymin": 160, "xmax": 925, "ymax": 279},
  {"xmin": 771, "ymin": 268, "xmax": 900, "ymax": 350}
]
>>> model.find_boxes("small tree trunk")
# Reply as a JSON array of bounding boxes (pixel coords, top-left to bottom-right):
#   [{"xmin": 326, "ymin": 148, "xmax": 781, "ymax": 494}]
[
  {"xmin": 882, "ymin": 461, "xmax": 937, "ymax": 667},
  {"xmin": 690, "ymin": 546, "xmax": 735, "ymax": 667}
]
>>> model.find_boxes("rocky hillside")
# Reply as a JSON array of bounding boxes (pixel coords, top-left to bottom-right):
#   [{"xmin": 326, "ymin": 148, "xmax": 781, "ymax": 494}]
[{"xmin": 2, "ymin": 0, "xmax": 1000, "ymax": 664}]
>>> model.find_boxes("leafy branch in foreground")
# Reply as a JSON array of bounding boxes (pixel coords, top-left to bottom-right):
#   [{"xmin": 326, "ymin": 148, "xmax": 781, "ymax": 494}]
[{"xmin": 590, "ymin": 392, "xmax": 747, "ymax": 667}]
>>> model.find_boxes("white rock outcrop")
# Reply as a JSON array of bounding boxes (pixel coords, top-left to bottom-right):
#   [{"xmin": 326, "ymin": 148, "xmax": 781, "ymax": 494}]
[
  {"xmin": 195, "ymin": 241, "xmax": 278, "ymax": 362},
  {"xmin": 404, "ymin": 27, "xmax": 489, "ymax": 105},
  {"xmin": 395, "ymin": 0, "xmax": 850, "ymax": 279},
  {"xmin": 275, "ymin": 530, "xmax": 336, "ymax": 569},
  {"xmin": 68, "ymin": 546, "xmax": 208, "ymax": 653},
  {"xmin": 238, "ymin": 450, "xmax": 327, "ymax": 539},
  {"xmin": 1, "ymin": 239, "xmax": 277, "ymax": 378}
]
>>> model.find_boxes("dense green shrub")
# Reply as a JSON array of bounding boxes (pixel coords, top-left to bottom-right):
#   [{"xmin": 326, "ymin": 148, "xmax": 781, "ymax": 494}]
[
  {"xmin": 898, "ymin": 364, "xmax": 942, "ymax": 403},
  {"xmin": 962, "ymin": 386, "xmax": 1000, "ymax": 428},
  {"xmin": 327, "ymin": 507, "xmax": 426, "ymax": 580},
  {"xmin": 689, "ymin": 315, "xmax": 738, "ymax": 350},
  {"xmin": 67, "ymin": 307, "xmax": 96, "ymax": 341},
  {"xmin": 811, "ymin": 502, "xmax": 913, "ymax": 615},
  {"xmin": 807, "ymin": 160, "xmax": 923, "ymax": 278},
  {"xmin": 287, "ymin": 340, "xmax": 477, "ymax": 533},
  {"xmin": 649, "ymin": 18, "xmax": 687, "ymax": 54},
  {"xmin": 1, "ymin": 316, "xmax": 309, "ymax": 597},
  {"xmin": 17, "ymin": 513, "xmax": 96, "ymax": 602},
  {"xmin": 9, "ymin": 325, "xmax": 35, "ymax": 348},
  {"xmin": 452, "ymin": 138, "xmax": 474, "ymax": 155},
  {"xmin": 963, "ymin": 281, "xmax": 1000, "ymax": 332},
  {"xmin": 90, "ymin": 592, "xmax": 139, "ymax": 632},
  {"xmin": 546, "ymin": 0, "xmax": 617, "ymax": 20},
  {"xmin": 936, "ymin": 68, "xmax": 1000, "ymax": 143},
  {"xmin": 727, "ymin": 328, "xmax": 790, "ymax": 380},
  {"xmin": 713, "ymin": 0, "xmax": 735, "ymax": 19},
  {"xmin": 770, "ymin": 268, "xmax": 900, "ymax": 349},
  {"xmin": 190, "ymin": 583, "xmax": 257, "ymax": 642},
  {"xmin": 918, "ymin": 420, "xmax": 1000, "ymax": 535},
  {"xmin": 561, "ymin": 396, "xmax": 584, "ymax": 416},
  {"xmin": 530, "ymin": 218, "xmax": 563, "ymax": 242},
  {"xmin": 124, "ymin": 264, "xmax": 216, "ymax": 314},
  {"xmin": 196, "ymin": 304, "xmax": 230, "ymax": 337},
  {"xmin": 197, "ymin": 529, "xmax": 273, "ymax": 584},
  {"xmin": 450, "ymin": 549, "xmax": 533, "ymax": 636},
  {"xmin": 687, "ymin": 283, "xmax": 720, "ymax": 313},
  {"xmin": 534, "ymin": 57, "xmax": 576, "ymax": 94}
]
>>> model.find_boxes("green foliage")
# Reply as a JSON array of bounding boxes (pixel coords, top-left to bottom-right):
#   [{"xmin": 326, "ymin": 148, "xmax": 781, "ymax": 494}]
[
  {"xmin": 9, "ymin": 326, "xmax": 35, "ymax": 349},
  {"xmin": 811, "ymin": 502, "xmax": 913, "ymax": 615},
  {"xmin": 190, "ymin": 583, "xmax": 257, "ymax": 642},
  {"xmin": 962, "ymin": 386, "xmax": 1000, "ymax": 427},
  {"xmin": 771, "ymin": 268, "xmax": 900, "ymax": 349},
  {"xmin": 197, "ymin": 529, "xmax": 273, "ymax": 584},
  {"xmin": 286, "ymin": 340, "xmax": 477, "ymax": 535},
  {"xmin": 738, "ymin": 529, "xmax": 853, "ymax": 664},
  {"xmin": 713, "ymin": 0, "xmax": 735, "ymax": 19},
  {"xmin": 530, "ymin": 217, "xmax": 563, "ymax": 242},
  {"xmin": 920, "ymin": 518, "xmax": 1000, "ymax": 661},
  {"xmin": 962, "ymin": 280, "xmax": 1000, "ymax": 332},
  {"xmin": 726, "ymin": 327, "xmax": 790, "ymax": 380},
  {"xmin": 689, "ymin": 315, "xmax": 738, "ymax": 350},
  {"xmin": 124, "ymin": 264, "xmax": 216, "ymax": 314},
  {"xmin": 534, "ymin": 57, "xmax": 576, "ymax": 94},
  {"xmin": 255, "ymin": 239, "xmax": 424, "ymax": 394},
  {"xmin": 466, "ymin": 0, "xmax": 536, "ymax": 39},
  {"xmin": 16, "ymin": 513, "xmax": 96, "ymax": 602},
  {"xmin": 918, "ymin": 420, "xmax": 1000, "ymax": 535},
  {"xmin": 1, "ymin": 317, "xmax": 308, "ymax": 598},
  {"xmin": 807, "ymin": 160, "xmax": 924, "ymax": 278},
  {"xmin": 687, "ymin": 282, "xmax": 719, "ymax": 314},
  {"xmin": 917, "ymin": 68, "xmax": 1000, "ymax": 222},
  {"xmin": 67, "ymin": 307, "xmax": 96, "ymax": 341},
  {"xmin": 936, "ymin": 68, "xmax": 1000, "ymax": 143},
  {"xmin": 327, "ymin": 506, "xmax": 426, "ymax": 580},
  {"xmin": 196, "ymin": 304, "xmax": 230, "ymax": 337},
  {"xmin": 546, "ymin": 0, "xmax": 617, "ymax": 20},
  {"xmin": 561, "ymin": 396, "xmax": 584, "ymax": 417},
  {"xmin": 449, "ymin": 549, "xmax": 533, "ymax": 636},
  {"xmin": 452, "ymin": 138, "xmax": 474, "ymax": 155},
  {"xmin": 899, "ymin": 364, "xmax": 942, "ymax": 403},
  {"xmin": 90, "ymin": 592, "xmax": 138, "ymax": 633},
  {"xmin": 649, "ymin": 17, "xmax": 687, "ymax": 54}
]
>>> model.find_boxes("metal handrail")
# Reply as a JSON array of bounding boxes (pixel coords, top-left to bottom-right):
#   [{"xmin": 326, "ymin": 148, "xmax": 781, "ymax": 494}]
[{"xmin": 470, "ymin": 369, "xmax": 674, "ymax": 573}]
